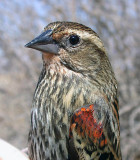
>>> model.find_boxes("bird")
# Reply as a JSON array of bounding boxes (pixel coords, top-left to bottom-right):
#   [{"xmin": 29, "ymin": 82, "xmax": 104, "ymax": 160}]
[{"xmin": 25, "ymin": 21, "xmax": 122, "ymax": 160}]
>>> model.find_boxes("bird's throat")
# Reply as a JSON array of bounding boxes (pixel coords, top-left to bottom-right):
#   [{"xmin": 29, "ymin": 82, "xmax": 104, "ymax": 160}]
[{"xmin": 42, "ymin": 52, "xmax": 60, "ymax": 66}]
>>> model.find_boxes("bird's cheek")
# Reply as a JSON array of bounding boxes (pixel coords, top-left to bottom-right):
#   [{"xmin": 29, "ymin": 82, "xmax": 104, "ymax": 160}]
[{"xmin": 58, "ymin": 48, "xmax": 69, "ymax": 60}]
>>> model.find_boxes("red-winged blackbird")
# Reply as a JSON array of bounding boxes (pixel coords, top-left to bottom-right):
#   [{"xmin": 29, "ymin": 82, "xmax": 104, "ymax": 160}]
[{"xmin": 25, "ymin": 21, "xmax": 122, "ymax": 160}]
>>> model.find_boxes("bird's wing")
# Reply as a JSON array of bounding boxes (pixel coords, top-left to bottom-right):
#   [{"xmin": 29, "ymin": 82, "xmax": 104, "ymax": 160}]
[{"xmin": 68, "ymin": 101, "xmax": 122, "ymax": 160}]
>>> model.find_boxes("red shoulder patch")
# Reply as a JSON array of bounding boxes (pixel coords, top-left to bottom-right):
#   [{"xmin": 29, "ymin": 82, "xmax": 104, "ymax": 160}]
[{"xmin": 69, "ymin": 104, "xmax": 107, "ymax": 148}]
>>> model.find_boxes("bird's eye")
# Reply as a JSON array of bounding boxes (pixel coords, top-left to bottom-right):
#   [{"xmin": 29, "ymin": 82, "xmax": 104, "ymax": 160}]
[{"xmin": 69, "ymin": 35, "xmax": 80, "ymax": 45}]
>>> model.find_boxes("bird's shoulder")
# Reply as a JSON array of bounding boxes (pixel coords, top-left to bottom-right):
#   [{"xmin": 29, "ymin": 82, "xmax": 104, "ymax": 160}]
[{"xmin": 68, "ymin": 101, "xmax": 122, "ymax": 160}]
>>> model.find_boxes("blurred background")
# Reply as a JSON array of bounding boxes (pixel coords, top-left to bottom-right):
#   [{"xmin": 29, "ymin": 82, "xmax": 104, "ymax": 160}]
[{"xmin": 0, "ymin": 0, "xmax": 140, "ymax": 159}]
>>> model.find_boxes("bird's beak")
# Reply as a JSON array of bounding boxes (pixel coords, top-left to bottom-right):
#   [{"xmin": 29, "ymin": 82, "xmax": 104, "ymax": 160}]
[{"xmin": 25, "ymin": 29, "xmax": 59, "ymax": 55}]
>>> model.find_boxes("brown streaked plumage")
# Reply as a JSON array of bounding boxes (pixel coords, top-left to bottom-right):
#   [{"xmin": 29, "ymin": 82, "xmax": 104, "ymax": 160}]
[{"xmin": 25, "ymin": 21, "xmax": 122, "ymax": 160}]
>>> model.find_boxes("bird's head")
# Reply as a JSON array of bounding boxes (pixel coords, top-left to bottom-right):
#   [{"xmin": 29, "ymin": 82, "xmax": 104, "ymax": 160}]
[{"xmin": 25, "ymin": 22, "xmax": 113, "ymax": 80}]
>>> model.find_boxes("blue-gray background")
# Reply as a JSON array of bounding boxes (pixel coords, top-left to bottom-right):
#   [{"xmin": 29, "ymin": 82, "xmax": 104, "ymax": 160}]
[{"xmin": 0, "ymin": 1, "xmax": 140, "ymax": 160}]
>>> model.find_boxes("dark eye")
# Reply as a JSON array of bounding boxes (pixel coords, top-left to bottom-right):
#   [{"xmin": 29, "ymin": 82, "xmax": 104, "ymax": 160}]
[{"xmin": 69, "ymin": 35, "xmax": 80, "ymax": 45}]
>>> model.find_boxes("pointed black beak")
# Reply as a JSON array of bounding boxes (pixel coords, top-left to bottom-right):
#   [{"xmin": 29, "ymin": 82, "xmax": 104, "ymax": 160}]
[{"xmin": 25, "ymin": 29, "xmax": 59, "ymax": 54}]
